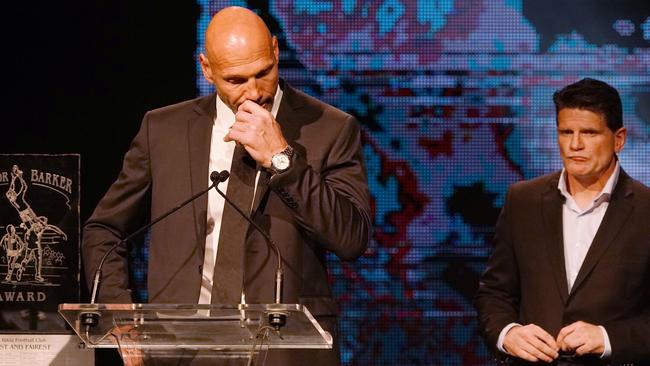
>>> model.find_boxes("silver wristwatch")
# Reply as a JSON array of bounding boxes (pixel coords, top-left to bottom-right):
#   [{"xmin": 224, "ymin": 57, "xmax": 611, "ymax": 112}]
[{"xmin": 270, "ymin": 145, "xmax": 294, "ymax": 174}]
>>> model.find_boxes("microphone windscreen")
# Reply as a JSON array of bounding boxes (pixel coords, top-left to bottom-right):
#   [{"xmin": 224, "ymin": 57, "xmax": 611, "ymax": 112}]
[
  {"xmin": 210, "ymin": 171, "xmax": 220, "ymax": 183},
  {"xmin": 211, "ymin": 170, "xmax": 230, "ymax": 183}
]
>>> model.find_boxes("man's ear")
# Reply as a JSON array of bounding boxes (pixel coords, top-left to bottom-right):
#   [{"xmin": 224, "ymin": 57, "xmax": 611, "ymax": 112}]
[
  {"xmin": 272, "ymin": 36, "xmax": 279, "ymax": 62},
  {"xmin": 199, "ymin": 53, "xmax": 215, "ymax": 84},
  {"xmin": 614, "ymin": 126, "xmax": 627, "ymax": 153}
]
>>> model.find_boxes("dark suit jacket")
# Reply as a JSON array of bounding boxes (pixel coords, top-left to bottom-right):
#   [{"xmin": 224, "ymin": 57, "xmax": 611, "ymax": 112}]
[
  {"xmin": 82, "ymin": 81, "xmax": 372, "ymax": 363},
  {"xmin": 474, "ymin": 169, "xmax": 650, "ymax": 365}
]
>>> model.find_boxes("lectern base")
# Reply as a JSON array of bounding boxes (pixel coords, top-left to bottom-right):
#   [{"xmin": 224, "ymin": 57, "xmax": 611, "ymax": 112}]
[{"xmin": 59, "ymin": 303, "xmax": 335, "ymax": 366}]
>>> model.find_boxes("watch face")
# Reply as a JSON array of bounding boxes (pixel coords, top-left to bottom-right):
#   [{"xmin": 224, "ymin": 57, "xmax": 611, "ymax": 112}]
[{"xmin": 272, "ymin": 153, "xmax": 290, "ymax": 171}]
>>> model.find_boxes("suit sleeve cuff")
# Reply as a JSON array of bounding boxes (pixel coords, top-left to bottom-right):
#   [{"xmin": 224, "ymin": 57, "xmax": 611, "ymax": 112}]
[
  {"xmin": 497, "ymin": 323, "xmax": 521, "ymax": 354},
  {"xmin": 598, "ymin": 325, "xmax": 611, "ymax": 359}
]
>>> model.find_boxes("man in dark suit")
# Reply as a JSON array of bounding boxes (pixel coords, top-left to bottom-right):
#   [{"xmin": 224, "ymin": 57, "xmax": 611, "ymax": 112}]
[
  {"xmin": 474, "ymin": 78, "xmax": 650, "ymax": 365},
  {"xmin": 82, "ymin": 6, "xmax": 371, "ymax": 365}
]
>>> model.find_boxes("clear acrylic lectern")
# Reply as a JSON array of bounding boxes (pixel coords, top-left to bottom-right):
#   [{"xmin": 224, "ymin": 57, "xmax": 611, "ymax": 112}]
[{"xmin": 59, "ymin": 303, "xmax": 332, "ymax": 365}]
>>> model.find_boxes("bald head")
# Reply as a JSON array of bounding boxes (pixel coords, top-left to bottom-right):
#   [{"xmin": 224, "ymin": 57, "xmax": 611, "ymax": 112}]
[
  {"xmin": 205, "ymin": 7, "xmax": 273, "ymax": 62},
  {"xmin": 199, "ymin": 7, "xmax": 280, "ymax": 111}
]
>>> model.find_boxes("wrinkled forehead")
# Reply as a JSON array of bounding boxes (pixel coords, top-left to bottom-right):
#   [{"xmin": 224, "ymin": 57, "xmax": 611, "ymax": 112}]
[{"xmin": 210, "ymin": 39, "xmax": 275, "ymax": 70}]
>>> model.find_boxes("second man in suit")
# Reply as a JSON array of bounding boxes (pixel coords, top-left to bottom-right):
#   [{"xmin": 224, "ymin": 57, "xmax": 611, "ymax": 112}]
[{"xmin": 474, "ymin": 78, "xmax": 650, "ymax": 365}]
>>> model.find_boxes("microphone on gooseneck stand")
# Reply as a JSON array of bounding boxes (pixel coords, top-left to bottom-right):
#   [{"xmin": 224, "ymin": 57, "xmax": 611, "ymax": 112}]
[
  {"xmin": 80, "ymin": 171, "xmax": 229, "ymax": 328},
  {"xmin": 210, "ymin": 170, "xmax": 287, "ymax": 330}
]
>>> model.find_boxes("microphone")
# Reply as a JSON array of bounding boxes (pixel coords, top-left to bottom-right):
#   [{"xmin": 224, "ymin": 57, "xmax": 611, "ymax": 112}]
[
  {"xmin": 81, "ymin": 171, "xmax": 223, "ymax": 327},
  {"xmin": 211, "ymin": 170, "xmax": 229, "ymax": 184},
  {"xmin": 210, "ymin": 170, "xmax": 287, "ymax": 330}
]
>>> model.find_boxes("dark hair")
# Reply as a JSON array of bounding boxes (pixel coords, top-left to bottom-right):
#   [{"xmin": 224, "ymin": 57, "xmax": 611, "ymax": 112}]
[{"xmin": 552, "ymin": 78, "xmax": 623, "ymax": 131}]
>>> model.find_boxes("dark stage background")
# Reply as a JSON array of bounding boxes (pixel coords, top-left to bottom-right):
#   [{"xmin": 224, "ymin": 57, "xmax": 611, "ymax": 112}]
[{"xmin": 5, "ymin": 1, "xmax": 650, "ymax": 365}]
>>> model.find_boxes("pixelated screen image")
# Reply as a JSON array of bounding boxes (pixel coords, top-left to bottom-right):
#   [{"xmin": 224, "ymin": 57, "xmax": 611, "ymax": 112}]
[{"xmin": 189, "ymin": 1, "xmax": 649, "ymax": 365}]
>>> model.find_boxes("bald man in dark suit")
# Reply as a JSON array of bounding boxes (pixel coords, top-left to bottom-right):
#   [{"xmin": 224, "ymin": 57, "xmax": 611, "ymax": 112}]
[{"xmin": 83, "ymin": 7, "xmax": 371, "ymax": 366}]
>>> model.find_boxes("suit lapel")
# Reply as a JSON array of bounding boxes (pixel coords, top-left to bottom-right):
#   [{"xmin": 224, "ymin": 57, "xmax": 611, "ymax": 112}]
[
  {"xmin": 250, "ymin": 81, "xmax": 303, "ymax": 214},
  {"xmin": 569, "ymin": 171, "xmax": 634, "ymax": 297},
  {"xmin": 188, "ymin": 95, "xmax": 216, "ymax": 252},
  {"xmin": 541, "ymin": 173, "xmax": 569, "ymax": 304}
]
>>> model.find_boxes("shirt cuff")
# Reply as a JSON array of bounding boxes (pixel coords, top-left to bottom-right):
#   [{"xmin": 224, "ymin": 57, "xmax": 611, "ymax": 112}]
[
  {"xmin": 598, "ymin": 325, "xmax": 611, "ymax": 359},
  {"xmin": 497, "ymin": 323, "xmax": 522, "ymax": 354}
]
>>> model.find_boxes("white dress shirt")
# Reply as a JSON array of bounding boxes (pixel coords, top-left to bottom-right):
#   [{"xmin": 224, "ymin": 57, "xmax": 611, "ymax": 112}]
[
  {"xmin": 497, "ymin": 163, "xmax": 620, "ymax": 358},
  {"xmin": 198, "ymin": 86, "xmax": 283, "ymax": 304}
]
